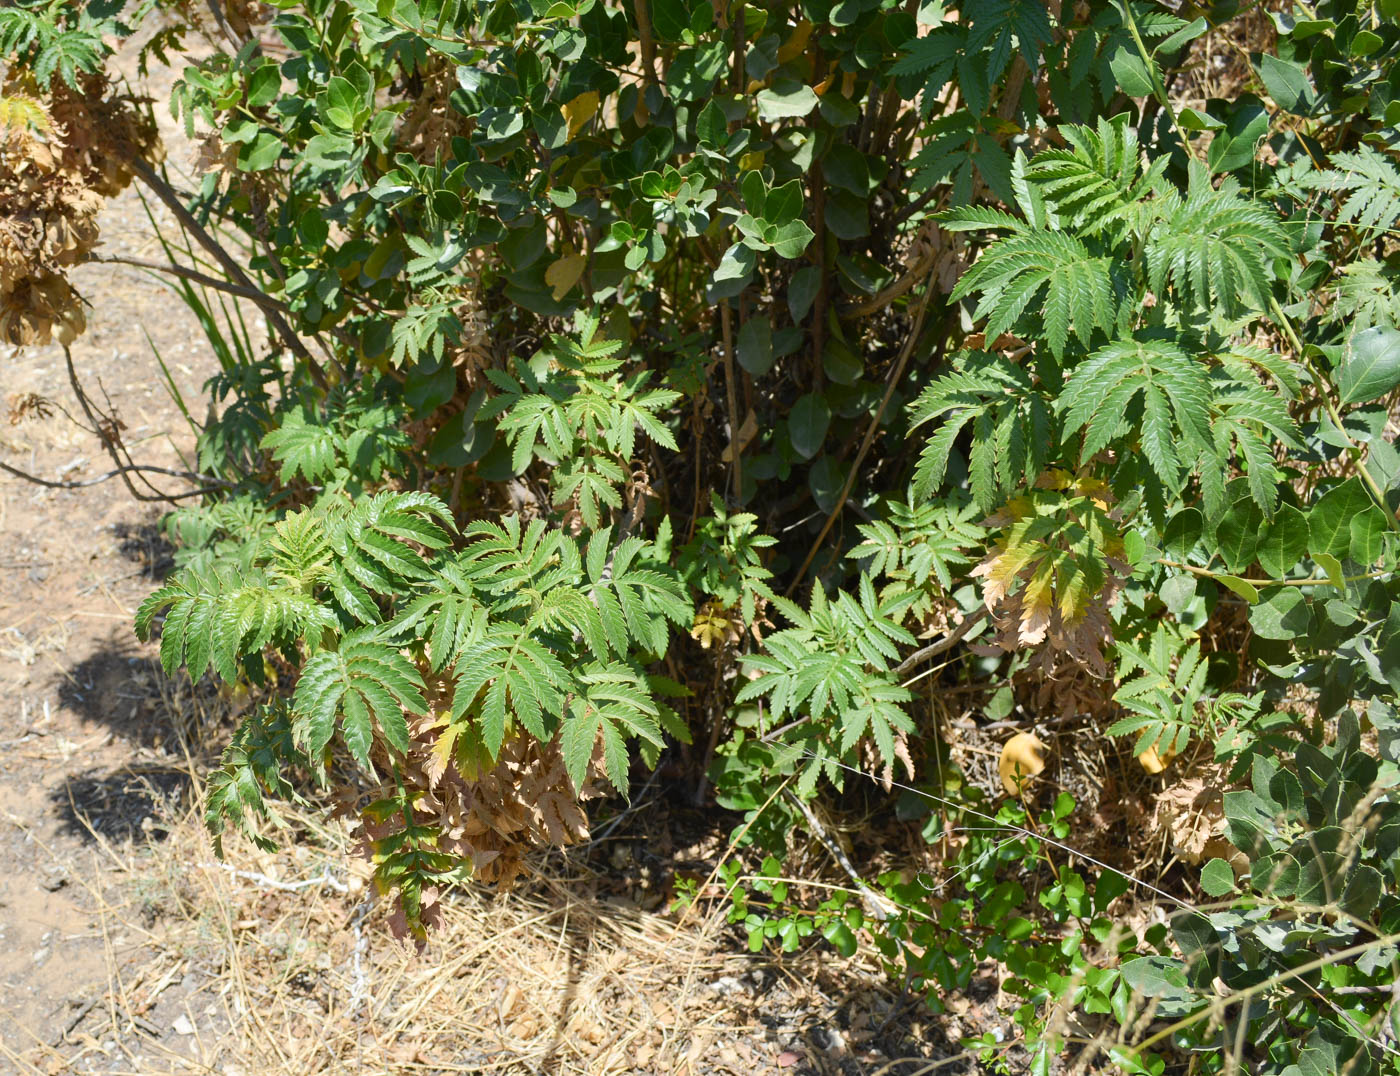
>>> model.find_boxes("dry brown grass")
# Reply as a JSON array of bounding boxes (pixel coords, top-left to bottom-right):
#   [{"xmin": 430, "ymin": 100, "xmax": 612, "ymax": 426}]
[{"xmin": 8, "ymin": 689, "xmax": 968, "ymax": 1076}]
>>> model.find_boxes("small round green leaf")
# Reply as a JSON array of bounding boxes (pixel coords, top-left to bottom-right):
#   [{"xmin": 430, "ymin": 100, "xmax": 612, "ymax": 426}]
[
  {"xmin": 1200, "ymin": 858, "xmax": 1237, "ymax": 897},
  {"xmin": 1350, "ymin": 505, "xmax": 1389, "ymax": 564},
  {"xmin": 1351, "ymin": 29, "xmax": 1384, "ymax": 57},
  {"xmin": 1120, "ymin": 956, "xmax": 1189, "ymax": 997},
  {"xmin": 1249, "ymin": 586, "xmax": 1309, "ymax": 639},
  {"xmin": 788, "ymin": 265, "xmax": 821, "ymax": 322},
  {"xmin": 821, "ymin": 920, "xmax": 857, "ymax": 956},
  {"xmin": 1217, "ymin": 495, "xmax": 1265, "ymax": 573},
  {"xmin": 1163, "ymin": 508, "xmax": 1203, "ymax": 559},
  {"xmin": 1342, "ymin": 863, "xmax": 1383, "ymax": 918},
  {"xmin": 1160, "ymin": 573, "xmax": 1198, "ymax": 615},
  {"xmin": 1309, "ymin": 478, "xmax": 1373, "ymax": 558},
  {"xmin": 808, "ymin": 454, "xmax": 846, "ymax": 513},
  {"xmin": 756, "ymin": 79, "xmax": 819, "ymax": 122},
  {"xmin": 1256, "ymin": 503, "xmax": 1309, "ymax": 578},
  {"xmin": 709, "ymin": 242, "xmax": 756, "ymax": 301}
]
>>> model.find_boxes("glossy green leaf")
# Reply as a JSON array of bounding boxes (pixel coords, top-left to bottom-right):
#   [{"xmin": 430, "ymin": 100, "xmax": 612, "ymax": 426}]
[
  {"xmin": 1200, "ymin": 858, "xmax": 1236, "ymax": 897},
  {"xmin": 737, "ymin": 318, "xmax": 775, "ymax": 375},
  {"xmin": 1217, "ymin": 496, "xmax": 1266, "ymax": 573},
  {"xmin": 1257, "ymin": 54, "xmax": 1315, "ymax": 113},
  {"xmin": 1313, "ymin": 551, "xmax": 1345, "ymax": 591},
  {"xmin": 1177, "ymin": 107, "xmax": 1223, "ymax": 131},
  {"xmin": 770, "ymin": 219, "xmax": 815, "ymax": 259},
  {"xmin": 756, "ymin": 80, "xmax": 819, "ymax": 122},
  {"xmin": 788, "ymin": 265, "xmax": 821, "ymax": 322},
  {"xmin": 1108, "ymin": 45, "xmax": 1156, "ymax": 97},
  {"xmin": 1256, "ymin": 504, "xmax": 1309, "ymax": 578},
  {"xmin": 1120, "ymin": 956, "xmax": 1189, "ymax": 997},
  {"xmin": 1217, "ymin": 574, "xmax": 1260, "ymax": 604},
  {"xmin": 695, "ymin": 98, "xmax": 728, "ymax": 145},
  {"xmin": 1250, "ymin": 587, "xmax": 1309, "ymax": 639},
  {"xmin": 1338, "ymin": 326, "xmax": 1400, "ymax": 405},
  {"xmin": 764, "ymin": 179, "xmax": 804, "ymax": 227},
  {"xmin": 1159, "ymin": 573, "xmax": 1197, "ymax": 615},
  {"xmin": 1309, "ymin": 479, "xmax": 1373, "ymax": 559},
  {"xmin": 789, "ymin": 393, "xmax": 831, "ymax": 460},
  {"xmin": 709, "ymin": 243, "xmax": 756, "ymax": 301},
  {"xmin": 1163, "ymin": 508, "xmax": 1204, "ymax": 559},
  {"xmin": 1350, "ymin": 504, "xmax": 1389, "ymax": 564}
]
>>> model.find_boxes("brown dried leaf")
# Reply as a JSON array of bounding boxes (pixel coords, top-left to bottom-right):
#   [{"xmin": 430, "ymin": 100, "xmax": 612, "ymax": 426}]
[
  {"xmin": 1150, "ymin": 773, "xmax": 1244, "ymax": 867},
  {"xmin": 6, "ymin": 391, "xmax": 53, "ymax": 425},
  {"xmin": 999, "ymin": 733, "xmax": 1046, "ymax": 796}
]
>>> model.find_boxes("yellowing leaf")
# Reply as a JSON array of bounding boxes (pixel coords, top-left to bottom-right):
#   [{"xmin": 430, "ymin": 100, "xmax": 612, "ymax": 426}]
[
  {"xmin": 739, "ymin": 151, "xmax": 766, "ymax": 172},
  {"xmin": 690, "ymin": 600, "xmax": 741, "ymax": 649},
  {"xmin": 545, "ymin": 251, "xmax": 587, "ymax": 299},
  {"xmin": 453, "ymin": 722, "xmax": 495, "ymax": 783},
  {"xmin": 999, "ymin": 732, "xmax": 1046, "ymax": 796},
  {"xmin": 1137, "ymin": 743, "xmax": 1175, "ymax": 774},
  {"xmin": 562, "ymin": 91, "xmax": 600, "ymax": 140},
  {"xmin": 776, "ymin": 19, "xmax": 814, "ymax": 64},
  {"xmin": 1038, "ymin": 468, "xmax": 1075, "ymax": 491},
  {"xmin": 0, "ymin": 94, "xmax": 51, "ymax": 138},
  {"xmin": 1019, "ymin": 560, "xmax": 1054, "ymax": 644},
  {"xmin": 425, "ymin": 721, "xmax": 458, "ymax": 787},
  {"xmin": 1056, "ymin": 556, "xmax": 1100, "ymax": 622}
]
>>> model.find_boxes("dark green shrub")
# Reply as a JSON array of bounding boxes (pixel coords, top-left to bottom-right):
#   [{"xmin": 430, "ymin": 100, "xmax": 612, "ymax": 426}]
[{"xmin": 6, "ymin": 0, "xmax": 1400, "ymax": 1068}]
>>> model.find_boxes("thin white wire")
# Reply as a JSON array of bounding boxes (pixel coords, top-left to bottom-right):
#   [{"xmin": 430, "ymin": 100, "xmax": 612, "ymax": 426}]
[{"xmin": 799, "ymin": 751, "xmax": 1199, "ymax": 912}]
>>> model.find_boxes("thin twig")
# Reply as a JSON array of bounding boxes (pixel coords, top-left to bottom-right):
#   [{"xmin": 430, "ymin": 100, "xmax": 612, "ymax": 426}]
[
  {"xmin": 587, "ymin": 769, "xmax": 662, "ymax": 846},
  {"xmin": 204, "ymin": 0, "xmax": 245, "ymax": 48},
  {"xmin": 842, "ymin": 247, "xmax": 936, "ymax": 317},
  {"xmin": 893, "ymin": 607, "xmax": 989, "ymax": 676},
  {"xmin": 0, "ymin": 456, "xmax": 228, "ymax": 493},
  {"xmin": 201, "ymin": 861, "xmax": 349, "ymax": 893},
  {"xmin": 786, "ymin": 270, "xmax": 942, "ymax": 596},
  {"xmin": 784, "ymin": 790, "xmax": 896, "ymax": 921},
  {"xmin": 348, "ymin": 894, "xmax": 374, "ymax": 1016},
  {"xmin": 1119, "ymin": 0, "xmax": 1199, "ymax": 162},
  {"xmin": 633, "ymin": 0, "xmax": 658, "ymax": 87},
  {"xmin": 760, "ymin": 714, "xmax": 812, "ymax": 743},
  {"xmin": 48, "ymin": 998, "xmax": 99, "ymax": 1047},
  {"xmin": 117, "ymin": 155, "xmax": 330, "ymax": 388},
  {"xmin": 815, "ymin": 752, "xmax": 1197, "ymax": 911},
  {"xmin": 62, "ymin": 347, "xmax": 221, "ymax": 504},
  {"xmin": 89, "ymin": 253, "xmax": 292, "ymax": 313},
  {"xmin": 719, "ymin": 303, "xmax": 743, "ymax": 503}
]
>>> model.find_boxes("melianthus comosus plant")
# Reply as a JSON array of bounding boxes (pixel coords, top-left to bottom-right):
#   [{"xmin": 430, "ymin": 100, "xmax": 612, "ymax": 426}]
[{"xmin": 8, "ymin": 0, "xmax": 1400, "ymax": 1067}]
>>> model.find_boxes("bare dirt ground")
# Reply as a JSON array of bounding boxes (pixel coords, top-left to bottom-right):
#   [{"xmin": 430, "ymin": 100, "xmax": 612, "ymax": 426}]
[
  {"xmin": 0, "ymin": 34, "xmax": 1000, "ymax": 1076},
  {"xmin": 0, "ymin": 41, "xmax": 230, "ymax": 1071}
]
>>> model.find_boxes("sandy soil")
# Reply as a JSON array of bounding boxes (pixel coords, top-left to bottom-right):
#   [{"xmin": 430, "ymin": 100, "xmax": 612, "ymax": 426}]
[{"xmin": 0, "ymin": 29, "xmax": 234, "ymax": 1069}]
